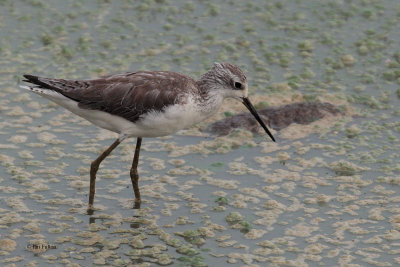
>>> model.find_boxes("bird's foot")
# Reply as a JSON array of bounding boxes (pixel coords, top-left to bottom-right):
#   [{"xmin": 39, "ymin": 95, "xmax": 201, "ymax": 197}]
[
  {"xmin": 87, "ymin": 205, "xmax": 95, "ymax": 215},
  {"xmin": 133, "ymin": 198, "xmax": 141, "ymax": 209}
]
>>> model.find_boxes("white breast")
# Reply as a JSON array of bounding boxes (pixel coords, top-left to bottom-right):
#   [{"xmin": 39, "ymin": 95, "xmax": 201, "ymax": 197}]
[{"xmin": 126, "ymin": 94, "xmax": 224, "ymax": 137}]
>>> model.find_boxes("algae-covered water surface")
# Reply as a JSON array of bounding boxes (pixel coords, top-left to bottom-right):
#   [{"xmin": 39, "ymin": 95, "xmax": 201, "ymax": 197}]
[{"xmin": 1, "ymin": 0, "xmax": 400, "ymax": 266}]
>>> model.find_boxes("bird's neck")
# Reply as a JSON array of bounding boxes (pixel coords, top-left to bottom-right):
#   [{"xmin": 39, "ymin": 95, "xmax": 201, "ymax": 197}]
[
  {"xmin": 195, "ymin": 78, "xmax": 225, "ymax": 117},
  {"xmin": 196, "ymin": 70, "xmax": 226, "ymax": 96}
]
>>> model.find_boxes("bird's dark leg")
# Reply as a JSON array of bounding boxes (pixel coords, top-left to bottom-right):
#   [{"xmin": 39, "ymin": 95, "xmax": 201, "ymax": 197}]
[
  {"xmin": 130, "ymin": 137, "xmax": 142, "ymax": 203},
  {"xmin": 88, "ymin": 139, "xmax": 121, "ymax": 208}
]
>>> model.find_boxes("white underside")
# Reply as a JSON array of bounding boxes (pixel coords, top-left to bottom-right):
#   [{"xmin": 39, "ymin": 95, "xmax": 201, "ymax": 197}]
[{"xmin": 21, "ymin": 85, "xmax": 223, "ymax": 138}]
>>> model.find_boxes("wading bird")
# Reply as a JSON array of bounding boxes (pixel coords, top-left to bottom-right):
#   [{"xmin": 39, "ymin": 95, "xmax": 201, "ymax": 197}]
[{"xmin": 21, "ymin": 62, "xmax": 275, "ymax": 208}]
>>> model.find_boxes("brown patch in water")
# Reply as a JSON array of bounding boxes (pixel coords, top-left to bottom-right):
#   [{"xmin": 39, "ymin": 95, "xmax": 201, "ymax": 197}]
[{"xmin": 208, "ymin": 102, "xmax": 342, "ymax": 136}]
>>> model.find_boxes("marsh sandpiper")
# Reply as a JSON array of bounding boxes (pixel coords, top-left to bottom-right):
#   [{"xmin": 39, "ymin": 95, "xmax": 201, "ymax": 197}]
[{"xmin": 21, "ymin": 62, "xmax": 275, "ymax": 209}]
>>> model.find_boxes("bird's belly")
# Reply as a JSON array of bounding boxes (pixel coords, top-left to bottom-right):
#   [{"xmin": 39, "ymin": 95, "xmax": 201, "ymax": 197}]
[{"xmin": 127, "ymin": 105, "xmax": 209, "ymax": 137}]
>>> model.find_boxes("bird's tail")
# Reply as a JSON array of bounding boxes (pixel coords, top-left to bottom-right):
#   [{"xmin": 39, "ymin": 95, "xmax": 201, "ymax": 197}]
[
  {"xmin": 20, "ymin": 75, "xmax": 63, "ymax": 97},
  {"xmin": 22, "ymin": 74, "xmax": 60, "ymax": 90}
]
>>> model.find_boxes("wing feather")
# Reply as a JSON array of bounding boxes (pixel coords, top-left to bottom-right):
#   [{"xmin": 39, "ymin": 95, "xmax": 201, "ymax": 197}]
[{"xmin": 23, "ymin": 71, "xmax": 196, "ymax": 123}]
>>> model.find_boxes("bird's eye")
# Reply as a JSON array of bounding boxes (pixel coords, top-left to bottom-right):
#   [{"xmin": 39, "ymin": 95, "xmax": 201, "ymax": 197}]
[{"xmin": 234, "ymin": 82, "xmax": 242, "ymax": 89}]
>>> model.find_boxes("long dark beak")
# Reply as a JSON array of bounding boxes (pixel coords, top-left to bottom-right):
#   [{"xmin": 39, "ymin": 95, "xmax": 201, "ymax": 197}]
[{"xmin": 242, "ymin": 97, "xmax": 276, "ymax": 142}]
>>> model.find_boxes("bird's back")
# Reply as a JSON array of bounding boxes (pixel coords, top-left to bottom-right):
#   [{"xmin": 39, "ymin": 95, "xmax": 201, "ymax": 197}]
[{"xmin": 23, "ymin": 71, "xmax": 199, "ymax": 124}]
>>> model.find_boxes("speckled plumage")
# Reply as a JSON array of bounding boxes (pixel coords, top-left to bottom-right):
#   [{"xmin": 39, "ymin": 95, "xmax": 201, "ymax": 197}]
[{"xmin": 21, "ymin": 62, "xmax": 260, "ymax": 139}]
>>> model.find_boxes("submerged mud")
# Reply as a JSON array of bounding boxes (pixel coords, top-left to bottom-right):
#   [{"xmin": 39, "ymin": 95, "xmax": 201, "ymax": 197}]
[{"xmin": 208, "ymin": 102, "xmax": 343, "ymax": 136}]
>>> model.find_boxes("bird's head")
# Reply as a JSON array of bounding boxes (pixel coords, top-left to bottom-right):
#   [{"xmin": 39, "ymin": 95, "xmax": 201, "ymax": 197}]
[
  {"xmin": 201, "ymin": 62, "xmax": 248, "ymax": 99},
  {"xmin": 200, "ymin": 62, "xmax": 275, "ymax": 142}
]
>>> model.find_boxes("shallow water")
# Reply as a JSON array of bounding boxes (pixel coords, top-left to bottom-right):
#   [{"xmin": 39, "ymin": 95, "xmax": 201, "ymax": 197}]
[{"xmin": 1, "ymin": 0, "xmax": 400, "ymax": 266}]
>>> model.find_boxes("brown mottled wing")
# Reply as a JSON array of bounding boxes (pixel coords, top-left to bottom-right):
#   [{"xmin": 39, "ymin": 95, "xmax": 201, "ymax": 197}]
[{"xmin": 23, "ymin": 71, "xmax": 196, "ymax": 123}]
